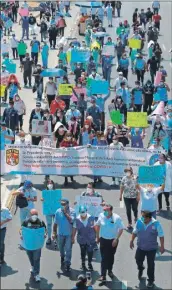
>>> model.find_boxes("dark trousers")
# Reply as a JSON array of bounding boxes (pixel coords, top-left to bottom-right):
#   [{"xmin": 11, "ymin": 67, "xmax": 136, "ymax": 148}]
[
  {"xmin": 32, "ymin": 136, "xmax": 41, "ymax": 145},
  {"xmin": 121, "ymin": 68, "xmax": 128, "ymax": 79},
  {"xmin": 31, "ymin": 52, "xmax": 38, "ymax": 65},
  {"xmin": 12, "ymin": 48, "xmax": 18, "ymax": 59},
  {"xmin": 63, "ymin": 99, "xmax": 70, "ymax": 111},
  {"xmin": 47, "ymin": 94, "xmax": 55, "ymax": 108},
  {"xmin": 150, "ymin": 70, "xmax": 156, "ymax": 84},
  {"xmin": 101, "ymin": 112, "xmax": 105, "ymax": 131},
  {"xmin": 23, "ymin": 71, "xmax": 32, "ymax": 86},
  {"xmin": 124, "ymin": 197, "xmax": 138, "ymax": 224},
  {"xmin": 80, "ymin": 244, "xmax": 93, "ymax": 265},
  {"xmin": 26, "ymin": 249, "xmax": 41, "ymax": 276},
  {"xmin": 12, "ymin": 11, "xmax": 17, "ymax": 22},
  {"xmin": 158, "ymin": 192, "xmax": 170, "ymax": 210},
  {"xmin": 135, "ymin": 248, "xmax": 156, "ymax": 283},
  {"xmin": 143, "ymin": 94, "xmax": 153, "ymax": 115},
  {"xmin": 136, "ymin": 70, "xmax": 145, "ymax": 84},
  {"xmin": 19, "ymin": 54, "xmax": 25, "ymax": 64},
  {"xmin": 49, "ymin": 37, "xmax": 56, "ymax": 48},
  {"xmin": 18, "ymin": 115, "xmax": 23, "ymax": 129},
  {"xmin": 100, "ymin": 237, "xmax": 118, "ymax": 277},
  {"xmin": 59, "ymin": 27, "xmax": 65, "ymax": 37},
  {"xmin": 0, "ymin": 228, "xmax": 6, "ymax": 261},
  {"xmin": 22, "ymin": 27, "xmax": 29, "ymax": 39},
  {"xmin": 134, "ymin": 104, "xmax": 142, "ymax": 112}
]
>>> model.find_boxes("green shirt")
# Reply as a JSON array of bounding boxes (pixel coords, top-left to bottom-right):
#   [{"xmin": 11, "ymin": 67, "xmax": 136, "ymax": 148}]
[{"xmin": 17, "ymin": 43, "xmax": 27, "ymax": 55}]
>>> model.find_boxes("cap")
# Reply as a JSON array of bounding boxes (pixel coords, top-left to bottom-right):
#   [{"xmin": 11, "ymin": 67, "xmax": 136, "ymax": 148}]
[
  {"xmin": 23, "ymin": 180, "xmax": 32, "ymax": 189},
  {"xmin": 79, "ymin": 205, "xmax": 87, "ymax": 213},
  {"xmin": 119, "ymin": 72, "xmax": 123, "ymax": 75},
  {"xmin": 61, "ymin": 198, "xmax": 69, "ymax": 204},
  {"xmin": 124, "ymin": 167, "xmax": 133, "ymax": 173},
  {"xmin": 70, "ymin": 103, "xmax": 76, "ymax": 107},
  {"xmin": 36, "ymin": 101, "xmax": 41, "ymax": 107}
]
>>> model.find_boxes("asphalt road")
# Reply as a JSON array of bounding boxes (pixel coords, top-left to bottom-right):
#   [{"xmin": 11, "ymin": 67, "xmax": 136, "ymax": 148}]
[{"xmin": 1, "ymin": 1, "xmax": 172, "ymax": 290}]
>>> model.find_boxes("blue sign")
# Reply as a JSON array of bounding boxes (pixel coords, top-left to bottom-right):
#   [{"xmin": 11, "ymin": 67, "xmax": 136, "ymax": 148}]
[
  {"xmin": 42, "ymin": 190, "xmax": 62, "ymax": 215},
  {"xmin": 0, "ymin": 132, "xmax": 5, "ymax": 150},
  {"xmin": 153, "ymin": 93, "xmax": 161, "ymax": 102},
  {"xmin": 71, "ymin": 50, "xmax": 90, "ymax": 63},
  {"xmin": 5, "ymin": 19, "xmax": 13, "ymax": 29},
  {"xmin": 138, "ymin": 165, "xmax": 165, "ymax": 185},
  {"xmin": 21, "ymin": 227, "xmax": 45, "ymax": 250},
  {"xmin": 90, "ymin": 79, "xmax": 109, "ymax": 95},
  {"xmin": 2, "ymin": 60, "xmax": 16, "ymax": 74},
  {"xmin": 168, "ymin": 99, "xmax": 172, "ymax": 105}
]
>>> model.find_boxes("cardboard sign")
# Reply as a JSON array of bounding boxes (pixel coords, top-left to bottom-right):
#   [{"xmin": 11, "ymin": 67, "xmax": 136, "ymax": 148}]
[
  {"xmin": 75, "ymin": 195, "xmax": 103, "ymax": 218},
  {"xmin": 58, "ymin": 84, "xmax": 74, "ymax": 95},
  {"xmin": 127, "ymin": 112, "xmax": 148, "ymax": 128},
  {"xmin": 4, "ymin": 19, "xmax": 13, "ymax": 29},
  {"xmin": 71, "ymin": 50, "xmax": 90, "ymax": 63},
  {"xmin": 128, "ymin": 39, "xmax": 141, "ymax": 49},
  {"xmin": 110, "ymin": 110, "xmax": 122, "ymax": 125},
  {"xmin": 0, "ymin": 85, "xmax": 6, "ymax": 98},
  {"xmin": 42, "ymin": 190, "xmax": 62, "ymax": 215},
  {"xmin": 102, "ymin": 45, "xmax": 115, "ymax": 56},
  {"xmin": 21, "ymin": 227, "xmax": 45, "ymax": 250},
  {"xmin": 154, "ymin": 71, "xmax": 162, "ymax": 86},
  {"xmin": 19, "ymin": 8, "xmax": 29, "ymax": 16},
  {"xmin": 31, "ymin": 120, "xmax": 52, "ymax": 136},
  {"xmin": 138, "ymin": 165, "xmax": 165, "ymax": 184}
]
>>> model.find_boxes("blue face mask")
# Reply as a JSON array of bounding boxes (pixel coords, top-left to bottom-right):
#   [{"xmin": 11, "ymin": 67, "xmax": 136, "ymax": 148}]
[
  {"xmin": 61, "ymin": 205, "xmax": 65, "ymax": 210},
  {"xmin": 104, "ymin": 211, "xmax": 109, "ymax": 217}
]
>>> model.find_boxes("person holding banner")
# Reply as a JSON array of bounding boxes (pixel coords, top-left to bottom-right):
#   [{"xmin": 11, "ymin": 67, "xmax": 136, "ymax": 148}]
[
  {"xmin": 120, "ymin": 167, "xmax": 139, "ymax": 229},
  {"xmin": 72, "ymin": 205, "xmax": 96, "ymax": 271},
  {"xmin": 136, "ymin": 183, "xmax": 165, "ymax": 218},
  {"xmin": 20, "ymin": 209, "xmax": 46, "ymax": 282},
  {"xmin": 52, "ymin": 198, "xmax": 75, "ymax": 272}
]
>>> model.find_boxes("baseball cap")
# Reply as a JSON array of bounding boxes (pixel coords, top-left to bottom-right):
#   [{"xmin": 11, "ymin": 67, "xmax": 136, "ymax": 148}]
[
  {"xmin": 79, "ymin": 205, "xmax": 87, "ymax": 213},
  {"xmin": 23, "ymin": 180, "xmax": 32, "ymax": 189},
  {"xmin": 61, "ymin": 198, "xmax": 69, "ymax": 204},
  {"xmin": 9, "ymin": 100, "xmax": 14, "ymax": 105}
]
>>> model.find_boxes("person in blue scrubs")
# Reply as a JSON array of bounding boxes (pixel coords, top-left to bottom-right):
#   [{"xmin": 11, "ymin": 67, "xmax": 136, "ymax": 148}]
[{"xmin": 41, "ymin": 41, "xmax": 49, "ymax": 68}]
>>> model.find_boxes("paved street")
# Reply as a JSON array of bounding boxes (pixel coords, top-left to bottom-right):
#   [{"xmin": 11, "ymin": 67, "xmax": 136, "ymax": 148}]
[{"xmin": 1, "ymin": 1, "xmax": 172, "ymax": 289}]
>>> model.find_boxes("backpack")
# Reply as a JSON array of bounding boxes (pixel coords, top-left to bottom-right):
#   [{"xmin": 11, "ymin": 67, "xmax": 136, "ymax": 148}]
[{"xmin": 14, "ymin": 194, "xmax": 28, "ymax": 214}]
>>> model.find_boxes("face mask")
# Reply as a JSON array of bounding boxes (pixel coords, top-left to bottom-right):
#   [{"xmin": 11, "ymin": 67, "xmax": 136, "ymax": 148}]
[
  {"xmin": 66, "ymin": 137, "xmax": 71, "ymax": 141},
  {"xmin": 44, "ymin": 114, "xmax": 48, "ymax": 118},
  {"xmin": 31, "ymin": 215, "xmax": 38, "ymax": 222},
  {"xmin": 15, "ymin": 98, "xmax": 19, "ymax": 101},
  {"xmin": 85, "ymin": 125, "xmax": 89, "ymax": 129},
  {"xmin": 80, "ymin": 213, "xmax": 87, "ymax": 218},
  {"xmin": 113, "ymin": 140, "xmax": 118, "ymax": 144},
  {"xmin": 168, "ymin": 113, "xmax": 172, "ymax": 118},
  {"xmin": 100, "ymin": 137, "xmax": 104, "ymax": 141},
  {"xmin": 71, "ymin": 121, "xmax": 75, "ymax": 125},
  {"xmin": 59, "ymin": 128, "xmax": 64, "ymax": 133},
  {"xmin": 104, "ymin": 211, "xmax": 109, "ymax": 217},
  {"xmin": 71, "ymin": 107, "xmax": 75, "ymax": 111},
  {"xmin": 57, "ymin": 113, "xmax": 61, "ymax": 117},
  {"xmin": 108, "ymin": 126, "xmax": 113, "ymax": 130},
  {"xmin": 156, "ymin": 124, "xmax": 161, "ymax": 128},
  {"xmin": 47, "ymin": 184, "xmax": 53, "ymax": 190},
  {"xmin": 49, "ymin": 80, "xmax": 53, "ymax": 83},
  {"xmin": 160, "ymin": 82, "xmax": 164, "ymax": 86},
  {"xmin": 61, "ymin": 205, "xmax": 65, "ymax": 210},
  {"xmin": 117, "ymin": 99, "xmax": 122, "ymax": 104},
  {"xmin": 11, "ymin": 80, "xmax": 15, "ymax": 83},
  {"xmin": 20, "ymin": 137, "xmax": 25, "ymax": 142},
  {"xmin": 97, "ymin": 95, "xmax": 101, "ymax": 98},
  {"xmin": 86, "ymin": 188, "xmax": 93, "ymax": 194},
  {"xmin": 126, "ymin": 172, "xmax": 131, "ymax": 177},
  {"xmin": 159, "ymin": 158, "xmax": 164, "ymax": 164},
  {"xmin": 147, "ymin": 187, "xmax": 152, "ymax": 192}
]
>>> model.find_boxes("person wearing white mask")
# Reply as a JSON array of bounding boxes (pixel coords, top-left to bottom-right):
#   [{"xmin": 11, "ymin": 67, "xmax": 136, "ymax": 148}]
[
  {"xmin": 20, "ymin": 209, "xmax": 46, "ymax": 282},
  {"xmin": 136, "ymin": 183, "xmax": 165, "ymax": 219},
  {"xmin": 41, "ymin": 180, "xmax": 55, "ymax": 245},
  {"xmin": 72, "ymin": 206, "xmax": 96, "ymax": 271},
  {"xmin": 114, "ymin": 72, "xmax": 128, "ymax": 91},
  {"xmin": 120, "ymin": 167, "xmax": 139, "ymax": 230},
  {"xmin": 15, "ymin": 131, "xmax": 31, "ymax": 145},
  {"xmin": 81, "ymin": 182, "xmax": 103, "ymax": 202},
  {"xmin": 13, "ymin": 94, "xmax": 26, "ymax": 131},
  {"xmin": 110, "ymin": 136, "xmax": 124, "ymax": 186}
]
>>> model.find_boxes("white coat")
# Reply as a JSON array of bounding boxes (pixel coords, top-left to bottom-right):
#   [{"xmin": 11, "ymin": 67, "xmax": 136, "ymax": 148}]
[{"xmin": 155, "ymin": 161, "xmax": 172, "ymax": 192}]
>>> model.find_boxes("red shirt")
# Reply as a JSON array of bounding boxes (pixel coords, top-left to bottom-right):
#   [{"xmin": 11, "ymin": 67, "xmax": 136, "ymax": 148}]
[
  {"xmin": 153, "ymin": 14, "xmax": 161, "ymax": 22},
  {"xmin": 60, "ymin": 140, "xmax": 78, "ymax": 148},
  {"xmin": 50, "ymin": 99, "xmax": 66, "ymax": 115}
]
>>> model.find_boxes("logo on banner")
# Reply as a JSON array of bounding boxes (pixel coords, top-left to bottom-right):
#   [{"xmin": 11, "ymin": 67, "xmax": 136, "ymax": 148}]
[{"xmin": 6, "ymin": 149, "xmax": 19, "ymax": 166}]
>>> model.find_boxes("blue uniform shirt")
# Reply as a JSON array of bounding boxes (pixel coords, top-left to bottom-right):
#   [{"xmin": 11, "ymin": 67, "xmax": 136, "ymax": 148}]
[{"xmin": 54, "ymin": 207, "xmax": 75, "ymax": 236}]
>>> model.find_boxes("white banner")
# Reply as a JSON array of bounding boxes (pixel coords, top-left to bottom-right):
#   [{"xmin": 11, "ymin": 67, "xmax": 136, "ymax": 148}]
[
  {"xmin": 3, "ymin": 145, "xmax": 162, "ymax": 177},
  {"xmin": 75, "ymin": 196, "xmax": 103, "ymax": 218}
]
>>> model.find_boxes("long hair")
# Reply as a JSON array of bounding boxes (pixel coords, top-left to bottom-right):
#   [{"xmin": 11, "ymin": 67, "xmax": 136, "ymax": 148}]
[{"xmin": 7, "ymin": 74, "xmax": 20, "ymax": 86}]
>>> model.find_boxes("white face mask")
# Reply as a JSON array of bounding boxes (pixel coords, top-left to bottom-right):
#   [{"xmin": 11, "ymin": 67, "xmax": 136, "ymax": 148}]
[
  {"xmin": 47, "ymin": 184, "xmax": 53, "ymax": 190},
  {"xmin": 31, "ymin": 215, "xmax": 38, "ymax": 222},
  {"xmin": 126, "ymin": 172, "xmax": 131, "ymax": 177},
  {"xmin": 147, "ymin": 187, "xmax": 152, "ymax": 192},
  {"xmin": 156, "ymin": 124, "xmax": 161, "ymax": 128},
  {"xmin": 85, "ymin": 125, "xmax": 89, "ymax": 129},
  {"xmin": 57, "ymin": 113, "xmax": 61, "ymax": 117},
  {"xmin": 20, "ymin": 137, "xmax": 25, "ymax": 142},
  {"xmin": 80, "ymin": 213, "xmax": 87, "ymax": 218},
  {"xmin": 108, "ymin": 126, "xmax": 113, "ymax": 130},
  {"xmin": 113, "ymin": 140, "xmax": 118, "ymax": 144},
  {"xmin": 66, "ymin": 137, "xmax": 71, "ymax": 141},
  {"xmin": 86, "ymin": 188, "xmax": 93, "ymax": 194},
  {"xmin": 71, "ymin": 107, "xmax": 75, "ymax": 111}
]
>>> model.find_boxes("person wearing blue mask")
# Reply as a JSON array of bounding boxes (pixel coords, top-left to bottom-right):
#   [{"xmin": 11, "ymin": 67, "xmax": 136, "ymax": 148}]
[
  {"xmin": 118, "ymin": 53, "xmax": 129, "ymax": 79},
  {"xmin": 131, "ymin": 81, "xmax": 144, "ymax": 112},
  {"xmin": 30, "ymin": 36, "xmax": 40, "ymax": 66},
  {"xmin": 154, "ymin": 79, "xmax": 170, "ymax": 104},
  {"xmin": 72, "ymin": 206, "xmax": 96, "ymax": 271},
  {"xmin": 130, "ymin": 211, "xmax": 164, "ymax": 288},
  {"xmin": 95, "ymin": 204, "xmax": 124, "ymax": 282},
  {"xmin": 52, "ymin": 198, "xmax": 75, "ymax": 272},
  {"xmin": 134, "ymin": 53, "xmax": 146, "ymax": 85}
]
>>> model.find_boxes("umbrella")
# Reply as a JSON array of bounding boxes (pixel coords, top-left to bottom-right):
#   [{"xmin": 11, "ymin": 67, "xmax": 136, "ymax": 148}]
[
  {"xmin": 40, "ymin": 69, "xmax": 66, "ymax": 77},
  {"xmin": 75, "ymin": 2, "xmax": 102, "ymax": 8},
  {"xmin": 93, "ymin": 32, "xmax": 110, "ymax": 38}
]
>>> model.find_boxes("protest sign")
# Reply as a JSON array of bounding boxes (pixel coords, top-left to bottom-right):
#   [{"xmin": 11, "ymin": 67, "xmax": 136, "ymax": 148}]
[
  {"xmin": 75, "ymin": 196, "xmax": 102, "ymax": 218},
  {"xmin": 4, "ymin": 144, "xmax": 164, "ymax": 177},
  {"xmin": 154, "ymin": 71, "xmax": 162, "ymax": 86},
  {"xmin": 3, "ymin": 61, "xmax": 16, "ymax": 74},
  {"xmin": 67, "ymin": 51, "xmax": 71, "ymax": 63},
  {"xmin": 102, "ymin": 45, "xmax": 115, "ymax": 56},
  {"xmin": 128, "ymin": 39, "xmax": 141, "ymax": 49},
  {"xmin": 31, "ymin": 120, "xmax": 51, "ymax": 136},
  {"xmin": 59, "ymin": 84, "xmax": 74, "ymax": 95},
  {"xmin": 1, "ymin": 75, "xmax": 9, "ymax": 86},
  {"xmin": 4, "ymin": 19, "xmax": 13, "ymax": 29},
  {"xmin": 19, "ymin": 7, "xmax": 29, "ymax": 16},
  {"xmin": 154, "ymin": 88, "xmax": 167, "ymax": 102},
  {"xmin": 71, "ymin": 87, "xmax": 86, "ymax": 102},
  {"xmin": 153, "ymin": 93, "xmax": 161, "ymax": 102},
  {"xmin": 110, "ymin": 110, "xmax": 122, "ymax": 125},
  {"xmin": 42, "ymin": 190, "xmax": 62, "ymax": 215},
  {"xmin": 71, "ymin": 50, "xmax": 90, "ymax": 63},
  {"xmin": 0, "ymin": 132, "xmax": 5, "ymax": 150},
  {"xmin": 127, "ymin": 112, "xmax": 148, "ymax": 128},
  {"xmin": 138, "ymin": 165, "xmax": 165, "ymax": 184},
  {"xmin": 21, "ymin": 227, "xmax": 45, "ymax": 251},
  {"xmin": 0, "ymin": 85, "xmax": 6, "ymax": 98},
  {"xmin": 89, "ymin": 79, "xmax": 109, "ymax": 95}
]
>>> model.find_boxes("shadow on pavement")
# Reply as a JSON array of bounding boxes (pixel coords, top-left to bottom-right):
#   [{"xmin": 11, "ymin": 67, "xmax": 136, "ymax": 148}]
[
  {"xmin": 25, "ymin": 276, "xmax": 53, "ymax": 289},
  {"xmin": 0, "ymin": 263, "xmax": 18, "ymax": 277}
]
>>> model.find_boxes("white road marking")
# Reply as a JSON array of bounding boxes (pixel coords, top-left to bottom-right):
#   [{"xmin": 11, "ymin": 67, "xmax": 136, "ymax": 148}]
[{"xmin": 122, "ymin": 280, "xmax": 128, "ymax": 289}]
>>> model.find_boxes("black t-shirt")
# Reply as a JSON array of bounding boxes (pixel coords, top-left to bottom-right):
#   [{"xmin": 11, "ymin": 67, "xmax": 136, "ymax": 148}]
[
  {"xmin": 147, "ymin": 58, "xmax": 158, "ymax": 71},
  {"xmin": 22, "ymin": 58, "xmax": 34, "ymax": 73},
  {"xmin": 22, "ymin": 218, "xmax": 46, "ymax": 229}
]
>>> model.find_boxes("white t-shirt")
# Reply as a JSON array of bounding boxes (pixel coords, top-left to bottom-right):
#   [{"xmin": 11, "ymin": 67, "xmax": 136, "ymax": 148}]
[{"xmin": 140, "ymin": 187, "xmax": 162, "ymax": 212}]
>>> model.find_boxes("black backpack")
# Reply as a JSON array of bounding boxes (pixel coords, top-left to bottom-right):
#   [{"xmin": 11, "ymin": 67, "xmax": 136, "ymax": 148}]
[{"xmin": 14, "ymin": 194, "xmax": 28, "ymax": 214}]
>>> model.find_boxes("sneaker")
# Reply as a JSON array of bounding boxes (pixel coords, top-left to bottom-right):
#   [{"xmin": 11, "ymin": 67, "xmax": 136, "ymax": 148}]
[
  {"xmin": 147, "ymin": 282, "xmax": 154, "ymax": 288},
  {"xmin": 46, "ymin": 238, "xmax": 51, "ymax": 245},
  {"xmin": 88, "ymin": 263, "xmax": 93, "ymax": 271},
  {"xmin": 30, "ymin": 266, "xmax": 34, "ymax": 273},
  {"xmin": 167, "ymin": 206, "xmax": 170, "ymax": 210},
  {"xmin": 81, "ymin": 263, "xmax": 87, "ymax": 271},
  {"xmin": 98, "ymin": 276, "xmax": 106, "ymax": 282},
  {"xmin": 0, "ymin": 260, "xmax": 6, "ymax": 265},
  {"xmin": 138, "ymin": 266, "xmax": 145, "ymax": 280},
  {"xmin": 65, "ymin": 265, "xmax": 71, "ymax": 272},
  {"xmin": 35, "ymin": 275, "xmax": 41, "ymax": 282}
]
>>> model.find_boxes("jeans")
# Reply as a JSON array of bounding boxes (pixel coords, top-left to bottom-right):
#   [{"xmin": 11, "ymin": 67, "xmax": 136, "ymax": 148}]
[
  {"xmin": 22, "ymin": 27, "xmax": 29, "ymax": 39},
  {"xmin": 158, "ymin": 192, "xmax": 170, "ymax": 210},
  {"xmin": 103, "ymin": 67, "xmax": 111, "ymax": 85},
  {"xmin": 37, "ymin": 83, "xmax": 43, "ymax": 101},
  {"xmin": 0, "ymin": 228, "xmax": 6, "ymax": 261},
  {"xmin": 80, "ymin": 244, "xmax": 94, "ymax": 265},
  {"xmin": 30, "ymin": 24, "xmax": 36, "ymax": 35},
  {"xmin": 12, "ymin": 48, "xmax": 18, "ymax": 59},
  {"xmin": 116, "ymin": 8, "xmax": 121, "ymax": 17},
  {"xmin": 45, "ymin": 215, "xmax": 54, "ymax": 239},
  {"xmin": 58, "ymin": 235, "xmax": 72, "ymax": 266},
  {"xmin": 136, "ymin": 69, "xmax": 145, "ymax": 84},
  {"xmin": 135, "ymin": 248, "xmax": 156, "ymax": 283},
  {"xmin": 31, "ymin": 52, "xmax": 38, "ymax": 65},
  {"xmin": 100, "ymin": 237, "xmax": 118, "ymax": 277},
  {"xmin": 26, "ymin": 249, "xmax": 41, "ymax": 276},
  {"xmin": 18, "ymin": 114, "xmax": 24, "ymax": 129},
  {"xmin": 124, "ymin": 197, "xmax": 138, "ymax": 224},
  {"xmin": 20, "ymin": 207, "xmax": 30, "ymax": 224},
  {"xmin": 41, "ymin": 31, "xmax": 47, "ymax": 42}
]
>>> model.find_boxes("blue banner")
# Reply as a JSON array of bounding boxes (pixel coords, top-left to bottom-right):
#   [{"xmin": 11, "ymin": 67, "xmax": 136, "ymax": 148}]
[
  {"xmin": 138, "ymin": 165, "xmax": 165, "ymax": 185},
  {"xmin": 90, "ymin": 79, "xmax": 109, "ymax": 95},
  {"xmin": 0, "ymin": 132, "xmax": 5, "ymax": 150},
  {"xmin": 21, "ymin": 227, "xmax": 45, "ymax": 250},
  {"xmin": 4, "ymin": 19, "xmax": 13, "ymax": 29},
  {"xmin": 71, "ymin": 50, "xmax": 90, "ymax": 63},
  {"xmin": 42, "ymin": 190, "xmax": 62, "ymax": 215}
]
